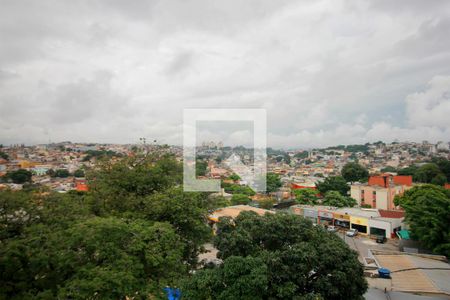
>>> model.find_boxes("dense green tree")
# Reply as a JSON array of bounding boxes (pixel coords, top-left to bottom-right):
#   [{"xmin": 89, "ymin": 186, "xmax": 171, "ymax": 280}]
[
  {"xmin": 294, "ymin": 151, "xmax": 309, "ymax": 159},
  {"xmin": 266, "ymin": 173, "xmax": 282, "ymax": 193},
  {"xmin": 341, "ymin": 162, "xmax": 369, "ymax": 183},
  {"xmin": 228, "ymin": 173, "xmax": 241, "ymax": 181},
  {"xmin": 82, "ymin": 150, "xmax": 122, "ymax": 162},
  {"xmin": 87, "ymin": 153, "xmax": 182, "ymax": 212},
  {"xmin": 432, "ymin": 158, "xmax": 450, "ymax": 182},
  {"xmin": 259, "ymin": 198, "xmax": 275, "ymax": 209},
  {"xmin": 0, "ymin": 152, "xmax": 216, "ymax": 299},
  {"xmin": 380, "ymin": 166, "xmax": 397, "ymax": 173},
  {"xmin": 0, "ymin": 190, "xmax": 38, "ymax": 240},
  {"xmin": 206, "ymin": 196, "xmax": 231, "ymax": 210},
  {"xmin": 182, "ymin": 256, "xmax": 269, "ymax": 300},
  {"xmin": 394, "ymin": 185, "xmax": 450, "ymax": 257},
  {"xmin": 222, "ymin": 183, "xmax": 256, "ymax": 196},
  {"xmin": 322, "ymin": 191, "xmax": 357, "ymax": 208},
  {"xmin": 196, "ymin": 159, "xmax": 208, "ymax": 177},
  {"xmin": 141, "ymin": 187, "xmax": 211, "ymax": 264},
  {"xmin": 73, "ymin": 169, "xmax": 85, "ymax": 178},
  {"xmin": 46, "ymin": 168, "xmax": 55, "ymax": 177},
  {"xmin": 183, "ymin": 212, "xmax": 367, "ymax": 299},
  {"xmin": 397, "ymin": 165, "xmax": 419, "ymax": 176},
  {"xmin": 5, "ymin": 169, "xmax": 32, "ymax": 184},
  {"xmin": 431, "ymin": 173, "xmax": 447, "ymax": 186},
  {"xmin": 231, "ymin": 193, "xmax": 251, "ymax": 205},
  {"xmin": 414, "ymin": 163, "xmax": 445, "ymax": 184},
  {"xmin": 293, "ymin": 188, "xmax": 319, "ymax": 205},
  {"xmin": 316, "ymin": 176, "xmax": 349, "ymax": 196},
  {"xmin": 0, "ymin": 217, "xmax": 185, "ymax": 299},
  {"xmin": 0, "ymin": 151, "xmax": 8, "ymax": 160},
  {"xmin": 54, "ymin": 169, "xmax": 70, "ymax": 178}
]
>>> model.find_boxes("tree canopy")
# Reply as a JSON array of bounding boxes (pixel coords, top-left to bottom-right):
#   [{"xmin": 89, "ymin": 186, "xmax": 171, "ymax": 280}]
[
  {"xmin": 293, "ymin": 188, "xmax": 319, "ymax": 205},
  {"xmin": 322, "ymin": 191, "xmax": 357, "ymax": 208},
  {"xmin": 183, "ymin": 212, "xmax": 367, "ymax": 299},
  {"xmin": 341, "ymin": 162, "xmax": 368, "ymax": 183},
  {"xmin": 432, "ymin": 158, "xmax": 450, "ymax": 182},
  {"xmin": 414, "ymin": 163, "xmax": 446, "ymax": 185},
  {"xmin": 222, "ymin": 182, "xmax": 256, "ymax": 196},
  {"xmin": 394, "ymin": 184, "xmax": 450, "ymax": 257},
  {"xmin": 196, "ymin": 159, "xmax": 208, "ymax": 177},
  {"xmin": 398, "ymin": 165, "xmax": 419, "ymax": 176},
  {"xmin": 316, "ymin": 176, "xmax": 349, "ymax": 196},
  {"xmin": 397, "ymin": 160, "xmax": 450, "ymax": 185},
  {"xmin": 5, "ymin": 169, "xmax": 32, "ymax": 184},
  {"xmin": 228, "ymin": 173, "xmax": 241, "ymax": 181},
  {"xmin": 266, "ymin": 173, "xmax": 282, "ymax": 193},
  {"xmin": 231, "ymin": 193, "xmax": 251, "ymax": 205},
  {"xmin": 0, "ymin": 153, "xmax": 213, "ymax": 299},
  {"xmin": 73, "ymin": 169, "xmax": 85, "ymax": 178},
  {"xmin": 294, "ymin": 151, "xmax": 309, "ymax": 159},
  {"xmin": 0, "ymin": 150, "xmax": 8, "ymax": 160},
  {"xmin": 54, "ymin": 169, "xmax": 70, "ymax": 178}
]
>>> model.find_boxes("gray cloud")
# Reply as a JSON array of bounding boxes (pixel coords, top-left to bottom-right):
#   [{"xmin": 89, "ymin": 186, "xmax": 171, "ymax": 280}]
[{"xmin": 0, "ymin": 0, "xmax": 449, "ymax": 147}]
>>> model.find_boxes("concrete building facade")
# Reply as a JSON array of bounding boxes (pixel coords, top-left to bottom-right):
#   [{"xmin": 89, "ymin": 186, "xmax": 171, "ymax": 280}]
[{"xmin": 351, "ymin": 174, "xmax": 413, "ymax": 210}]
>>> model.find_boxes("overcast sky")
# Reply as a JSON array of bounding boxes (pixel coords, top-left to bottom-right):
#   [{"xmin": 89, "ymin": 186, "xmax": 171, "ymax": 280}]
[{"xmin": 1, "ymin": 0, "xmax": 450, "ymax": 148}]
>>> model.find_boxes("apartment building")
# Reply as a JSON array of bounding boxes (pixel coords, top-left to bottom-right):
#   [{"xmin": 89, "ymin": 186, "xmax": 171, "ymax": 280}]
[{"xmin": 350, "ymin": 174, "xmax": 413, "ymax": 210}]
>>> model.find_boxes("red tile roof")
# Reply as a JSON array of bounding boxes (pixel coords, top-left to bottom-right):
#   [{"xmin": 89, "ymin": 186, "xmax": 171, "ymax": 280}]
[
  {"xmin": 393, "ymin": 175, "xmax": 412, "ymax": 186},
  {"xmin": 368, "ymin": 176, "xmax": 388, "ymax": 187},
  {"xmin": 379, "ymin": 209, "xmax": 405, "ymax": 218},
  {"xmin": 75, "ymin": 179, "xmax": 88, "ymax": 192}
]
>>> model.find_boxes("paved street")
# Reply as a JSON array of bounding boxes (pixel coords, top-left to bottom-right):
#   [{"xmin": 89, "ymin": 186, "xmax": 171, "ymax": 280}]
[{"xmin": 337, "ymin": 231, "xmax": 398, "ymax": 263}]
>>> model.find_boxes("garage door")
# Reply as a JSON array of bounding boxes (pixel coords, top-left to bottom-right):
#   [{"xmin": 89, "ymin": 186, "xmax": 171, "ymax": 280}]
[
  {"xmin": 370, "ymin": 227, "xmax": 386, "ymax": 237},
  {"xmin": 351, "ymin": 223, "xmax": 367, "ymax": 234}
]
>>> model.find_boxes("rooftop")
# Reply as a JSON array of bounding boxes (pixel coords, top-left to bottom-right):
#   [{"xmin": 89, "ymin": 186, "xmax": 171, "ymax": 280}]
[
  {"xmin": 371, "ymin": 250, "xmax": 450, "ymax": 297},
  {"xmin": 209, "ymin": 205, "xmax": 274, "ymax": 222}
]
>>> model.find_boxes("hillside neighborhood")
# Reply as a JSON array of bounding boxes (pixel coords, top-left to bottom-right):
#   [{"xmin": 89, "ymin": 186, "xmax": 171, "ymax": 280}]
[{"xmin": 1, "ymin": 140, "xmax": 450, "ymax": 299}]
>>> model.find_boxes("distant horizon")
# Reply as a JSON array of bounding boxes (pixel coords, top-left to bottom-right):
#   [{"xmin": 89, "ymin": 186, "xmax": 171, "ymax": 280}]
[{"xmin": 2, "ymin": 138, "xmax": 448, "ymax": 152}]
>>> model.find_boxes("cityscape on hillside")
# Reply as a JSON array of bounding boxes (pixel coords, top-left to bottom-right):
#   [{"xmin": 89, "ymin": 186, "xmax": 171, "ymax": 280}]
[
  {"xmin": 1, "ymin": 140, "xmax": 449, "ymax": 194},
  {"xmin": 1, "ymin": 138, "xmax": 450, "ymax": 299}
]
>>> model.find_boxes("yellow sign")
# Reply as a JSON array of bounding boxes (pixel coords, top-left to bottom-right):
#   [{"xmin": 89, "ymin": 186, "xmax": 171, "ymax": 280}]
[
  {"xmin": 332, "ymin": 213, "xmax": 350, "ymax": 221},
  {"xmin": 350, "ymin": 216, "xmax": 368, "ymax": 226}
]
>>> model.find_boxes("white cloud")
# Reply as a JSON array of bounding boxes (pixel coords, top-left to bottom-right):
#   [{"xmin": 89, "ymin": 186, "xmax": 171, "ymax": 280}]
[
  {"xmin": 405, "ymin": 75, "xmax": 450, "ymax": 128},
  {"xmin": 0, "ymin": 0, "xmax": 450, "ymax": 147}
]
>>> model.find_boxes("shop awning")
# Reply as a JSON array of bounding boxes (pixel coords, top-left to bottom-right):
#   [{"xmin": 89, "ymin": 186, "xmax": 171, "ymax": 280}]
[{"xmin": 397, "ymin": 230, "xmax": 410, "ymax": 240}]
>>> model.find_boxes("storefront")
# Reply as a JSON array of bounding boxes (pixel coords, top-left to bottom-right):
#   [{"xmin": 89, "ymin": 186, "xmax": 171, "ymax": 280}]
[
  {"xmin": 303, "ymin": 208, "xmax": 318, "ymax": 224},
  {"xmin": 350, "ymin": 216, "xmax": 368, "ymax": 234},
  {"xmin": 368, "ymin": 218, "xmax": 403, "ymax": 239},
  {"xmin": 368, "ymin": 219, "xmax": 389, "ymax": 238},
  {"xmin": 291, "ymin": 206, "xmax": 303, "ymax": 216},
  {"xmin": 318, "ymin": 210, "xmax": 333, "ymax": 225},
  {"xmin": 333, "ymin": 212, "xmax": 350, "ymax": 228}
]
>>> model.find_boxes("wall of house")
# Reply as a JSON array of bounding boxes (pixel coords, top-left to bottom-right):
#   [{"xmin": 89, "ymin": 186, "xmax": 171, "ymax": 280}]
[
  {"xmin": 375, "ymin": 189, "xmax": 388, "ymax": 210},
  {"xmin": 351, "ymin": 186, "xmax": 362, "ymax": 205},
  {"xmin": 368, "ymin": 219, "xmax": 391, "ymax": 238}
]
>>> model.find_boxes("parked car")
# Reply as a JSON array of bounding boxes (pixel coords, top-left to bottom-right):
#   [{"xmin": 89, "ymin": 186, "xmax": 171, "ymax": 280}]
[
  {"xmin": 376, "ymin": 235, "xmax": 387, "ymax": 243},
  {"xmin": 327, "ymin": 225, "xmax": 337, "ymax": 233},
  {"xmin": 346, "ymin": 228, "xmax": 358, "ymax": 237}
]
